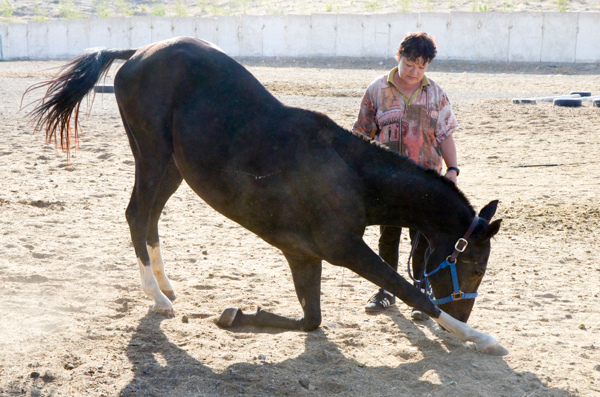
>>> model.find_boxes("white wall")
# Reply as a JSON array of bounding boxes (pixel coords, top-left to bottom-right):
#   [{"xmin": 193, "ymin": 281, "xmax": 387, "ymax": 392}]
[
  {"xmin": 576, "ymin": 13, "xmax": 600, "ymax": 63},
  {"xmin": 0, "ymin": 12, "xmax": 598, "ymax": 63}
]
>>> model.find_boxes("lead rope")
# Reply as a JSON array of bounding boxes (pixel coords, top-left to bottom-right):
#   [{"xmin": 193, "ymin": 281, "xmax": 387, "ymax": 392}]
[{"xmin": 406, "ymin": 231, "xmax": 424, "ymax": 285}]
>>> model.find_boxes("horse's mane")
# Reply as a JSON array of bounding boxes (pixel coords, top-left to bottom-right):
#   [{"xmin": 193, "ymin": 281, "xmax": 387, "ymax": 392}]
[{"xmin": 322, "ymin": 116, "xmax": 474, "ymax": 214}]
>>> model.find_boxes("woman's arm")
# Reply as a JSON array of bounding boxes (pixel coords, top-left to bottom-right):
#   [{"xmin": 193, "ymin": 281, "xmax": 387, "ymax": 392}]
[{"xmin": 440, "ymin": 133, "xmax": 458, "ymax": 185}]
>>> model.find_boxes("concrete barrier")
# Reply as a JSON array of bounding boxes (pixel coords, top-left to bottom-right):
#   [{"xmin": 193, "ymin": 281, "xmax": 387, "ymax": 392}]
[
  {"xmin": 173, "ymin": 17, "xmax": 196, "ymax": 37},
  {"xmin": 110, "ymin": 17, "xmax": 131, "ymax": 49},
  {"xmin": 196, "ymin": 17, "xmax": 217, "ymax": 44},
  {"xmin": 217, "ymin": 16, "xmax": 240, "ymax": 57},
  {"xmin": 388, "ymin": 13, "xmax": 419, "ymax": 56},
  {"xmin": 131, "ymin": 17, "xmax": 152, "ymax": 47},
  {"xmin": 336, "ymin": 14, "xmax": 363, "ymax": 57},
  {"xmin": 311, "ymin": 14, "xmax": 336, "ymax": 57},
  {"xmin": 576, "ymin": 13, "xmax": 600, "ymax": 63},
  {"xmin": 286, "ymin": 15, "xmax": 311, "ymax": 57},
  {"xmin": 0, "ymin": 25, "xmax": 7, "ymax": 60},
  {"xmin": 362, "ymin": 14, "xmax": 391, "ymax": 59},
  {"xmin": 448, "ymin": 12, "xmax": 479, "ymax": 61},
  {"xmin": 541, "ymin": 12, "xmax": 578, "ymax": 63},
  {"xmin": 7, "ymin": 23, "xmax": 27, "ymax": 60},
  {"xmin": 48, "ymin": 20, "xmax": 68, "ymax": 59},
  {"xmin": 478, "ymin": 12, "xmax": 511, "ymax": 62},
  {"xmin": 89, "ymin": 18, "xmax": 110, "ymax": 49},
  {"xmin": 152, "ymin": 17, "xmax": 174, "ymax": 43},
  {"xmin": 0, "ymin": 12, "xmax": 598, "ymax": 63},
  {"xmin": 67, "ymin": 19, "xmax": 87, "ymax": 56},
  {"xmin": 28, "ymin": 21, "xmax": 48, "ymax": 60},
  {"xmin": 419, "ymin": 13, "xmax": 449, "ymax": 60},
  {"xmin": 262, "ymin": 15, "xmax": 286, "ymax": 57},
  {"xmin": 240, "ymin": 15, "xmax": 263, "ymax": 57},
  {"xmin": 509, "ymin": 12, "xmax": 543, "ymax": 62}
]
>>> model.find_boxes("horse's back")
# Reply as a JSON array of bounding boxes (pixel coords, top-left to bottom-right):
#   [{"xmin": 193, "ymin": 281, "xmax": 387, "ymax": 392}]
[
  {"xmin": 115, "ymin": 36, "xmax": 276, "ymax": 109},
  {"xmin": 113, "ymin": 37, "xmax": 368, "ymax": 255}
]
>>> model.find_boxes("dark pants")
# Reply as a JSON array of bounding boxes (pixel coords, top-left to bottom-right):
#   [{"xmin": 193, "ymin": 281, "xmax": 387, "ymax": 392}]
[{"xmin": 378, "ymin": 226, "xmax": 429, "ymax": 288}]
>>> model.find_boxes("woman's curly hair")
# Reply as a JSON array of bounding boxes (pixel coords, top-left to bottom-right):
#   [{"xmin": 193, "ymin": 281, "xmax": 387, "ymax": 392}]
[{"xmin": 395, "ymin": 32, "xmax": 438, "ymax": 64}]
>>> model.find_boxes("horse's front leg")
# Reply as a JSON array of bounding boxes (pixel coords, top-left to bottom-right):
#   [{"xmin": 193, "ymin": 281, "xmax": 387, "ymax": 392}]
[
  {"xmin": 324, "ymin": 238, "xmax": 508, "ymax": 355},
  {"xmin": 434, "ymin": 312, "xmax": 508, "ymax": 355},
  {"xmin": 218, "ymin": 253, "xmax": 322, "ymax": 331}
]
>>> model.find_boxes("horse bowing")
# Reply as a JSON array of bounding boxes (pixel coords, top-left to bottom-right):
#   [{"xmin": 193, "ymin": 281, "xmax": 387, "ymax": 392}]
[{"xmin": 26, "ymin": 36, "xmax": 506, "ymax": 355}]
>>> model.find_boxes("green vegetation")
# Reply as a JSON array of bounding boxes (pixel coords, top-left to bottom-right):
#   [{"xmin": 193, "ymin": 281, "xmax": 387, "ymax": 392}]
[
  {"xmin": 324, "ymin": 1, "xmax": 340, "ymax": 12},
  {"xmin": 501, "ymin": 0, "xmax": 514, "ymax": 11},
  {"xmin": 197, "ymin": 0, "xmax": 211, "ymax": 12},
  {"xmin": 266, "ymin": 3, "xmax": 285, "ymax": 14},
  {"xmin": 231, "ymin": 0, "xmax": 252, "ymax": 13},
  {"xmin": 556, "ymin": 0, "xmax": 569, "ymax": 11},
  {"xmin": 364, "ymin": 0, "xmax": 383, "ymax": 11},
  {"xmin": 209, "ymin": 3, "xmax": 230, "ymax": 15},
  {"xmin": 296, "ymin": 0, "xmax": 308, "ymax": 12},
  {"xmin": 116, "ymin": 0, "xmax": 135, "ymax": 16},
  {"xmin": 33, "ymin": 4, "xmax": 48, "ymax": 21},
  {"xmin": 174, "ymin": 0, "xmax": 189, "ymax": 16},
  {"xmin": 151, "ymin": 2, "xmax": 166, "ymax": 16},
  {"xmin": 396, "ymin": 0, "xmax": 411, "ymax": 12},
  {"xmin": 93, "ymin": 0, "xmax": 110, "ymax": 18},
  {"xmin": 477, "ymin": 0, "xmax": 492, "ymax": 11},
  {"xmin": 0, "ymin": 0, "xmax": 15, "ymax": 20},
  {"xmin": 58, "ymin": 0, "xmax": 83, "ymax": 19}
]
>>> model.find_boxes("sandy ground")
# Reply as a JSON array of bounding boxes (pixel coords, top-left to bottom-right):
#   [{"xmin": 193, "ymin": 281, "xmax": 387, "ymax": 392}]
[
  {"xmin": 4, "ymin": 0, "xmax": 600, "ymax": 23},
  {"xmin": 1, "ymin": 57, "xmax": 600, "ymax": 397}
]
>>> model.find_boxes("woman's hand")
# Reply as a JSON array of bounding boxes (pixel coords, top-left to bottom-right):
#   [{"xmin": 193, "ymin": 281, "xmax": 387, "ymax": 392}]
[{"xmin": 444, "ymin": 169, "xmax": 458, "ymax": 185}]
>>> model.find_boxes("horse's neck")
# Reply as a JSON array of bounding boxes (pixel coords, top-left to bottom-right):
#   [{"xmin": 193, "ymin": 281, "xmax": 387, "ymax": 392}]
[
  {"xmin": 364, "ymin": 161, "xmax": 474, "ymax": 237},
  {"xmin": 331, "ymin": 127, "xmax": 475, "ymax": 236}
]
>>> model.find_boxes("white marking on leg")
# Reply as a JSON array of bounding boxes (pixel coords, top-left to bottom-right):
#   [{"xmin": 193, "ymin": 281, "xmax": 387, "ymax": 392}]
[
  {"xmin": 434, "ymin": 311, "xmax": 508, "ymax": 356},
  {"xmin": 147, "ymin": 244, "xmax": 176, "ymax": 301},
  {"xmin": 138, "ymin": 258, "xmax": 174, "ymax": 316}
]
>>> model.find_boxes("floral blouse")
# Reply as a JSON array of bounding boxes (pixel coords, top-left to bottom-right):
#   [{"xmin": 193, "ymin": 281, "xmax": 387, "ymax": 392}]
[{"xmin": 352, "ymin": 68, "xmax": 458, "ymax": 174}]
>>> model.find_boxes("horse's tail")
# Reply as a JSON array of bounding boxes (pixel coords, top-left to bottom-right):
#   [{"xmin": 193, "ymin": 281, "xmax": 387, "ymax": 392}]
[{"xmin": 23, "ymin": 48, "xmax": 137, "ymax": 163}]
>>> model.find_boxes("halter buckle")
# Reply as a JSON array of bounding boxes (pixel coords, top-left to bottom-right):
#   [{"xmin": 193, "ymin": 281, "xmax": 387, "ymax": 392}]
[
  {"xmin": 454, "ymin": 238, "xmax": 468, "ymax": 253},
  {"xmin": 452, "ymin": 292, "xmax": 464, "ymax": 301}
]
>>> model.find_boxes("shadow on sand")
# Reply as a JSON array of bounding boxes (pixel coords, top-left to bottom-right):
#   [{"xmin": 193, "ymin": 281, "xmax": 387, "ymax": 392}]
[{"xmin": 119, "ymin": 308, "xmax": 572, "ymax": 397}]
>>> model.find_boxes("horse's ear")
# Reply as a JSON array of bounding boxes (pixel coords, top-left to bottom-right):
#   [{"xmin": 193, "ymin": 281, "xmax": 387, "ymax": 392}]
[
  {"xmin": 478, "ymin": 200, "xmax": 499, "ymax": 221},
  {"xmin": 478, "ymin": 219, "xmax": 502, "ymax": 242}
]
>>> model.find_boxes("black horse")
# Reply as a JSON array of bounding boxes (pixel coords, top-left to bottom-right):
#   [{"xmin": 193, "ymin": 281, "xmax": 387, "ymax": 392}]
[{"xmin": 26, "ymin": 37, "xmax": 506, "ymax": 355}]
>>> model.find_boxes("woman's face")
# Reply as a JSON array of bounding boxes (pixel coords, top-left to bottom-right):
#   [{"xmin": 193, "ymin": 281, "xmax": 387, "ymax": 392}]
[{"xmin": 398, "ymin": 56, "xmax": 429, "ymax": 86}]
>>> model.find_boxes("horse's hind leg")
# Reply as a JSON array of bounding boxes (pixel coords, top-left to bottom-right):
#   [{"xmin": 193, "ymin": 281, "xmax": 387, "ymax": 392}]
[
  {"xmin": 122, "ymin": 115, "xmax": 179, "ymax": 316},
  {"xmin": 146, "ymin": 156, "xmax": 183, "ymax": 302},
  {"xmin": 218, "ymin": 253, "xmax": 322, "ymax": 331}
]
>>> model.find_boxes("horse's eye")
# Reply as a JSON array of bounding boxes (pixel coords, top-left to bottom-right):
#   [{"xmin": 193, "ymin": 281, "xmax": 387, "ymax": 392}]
[{"xmin": 473, "ymin": 269, "xmax": 485, "ymax": 277}]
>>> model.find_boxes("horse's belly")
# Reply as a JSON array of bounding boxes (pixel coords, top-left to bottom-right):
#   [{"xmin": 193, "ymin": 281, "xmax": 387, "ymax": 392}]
[{"xmin": 173, "ymin": 151, "xmax": 316, "ymax": 254}]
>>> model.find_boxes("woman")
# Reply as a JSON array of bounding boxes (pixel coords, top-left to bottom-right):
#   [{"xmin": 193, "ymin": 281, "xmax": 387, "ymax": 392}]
[{"xmin": 352, "ymin": 32, "xmax": 460, "ymax": 318}]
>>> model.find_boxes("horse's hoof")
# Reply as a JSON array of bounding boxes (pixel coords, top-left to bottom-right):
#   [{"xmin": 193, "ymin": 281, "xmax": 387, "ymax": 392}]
[
  {"xmin": 162, "ymin": 290, "xmax": 177, "ymax": 302},
  {"xmin": 217, "ymin": 307, "xmax": 241, "ymax": 328},
  {"xmin": 152, "ymin": 306, "xmax": 175, "ymax": 318},
  {"xmin": 477, "ymin": 342, "xmax": 509, "ymax": 356}
]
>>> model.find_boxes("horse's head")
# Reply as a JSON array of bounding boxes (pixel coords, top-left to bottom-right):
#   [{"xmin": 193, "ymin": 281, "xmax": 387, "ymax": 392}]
[{"xmin": 426, "ymin": 200, "xmax": 502, "ymax": 323}]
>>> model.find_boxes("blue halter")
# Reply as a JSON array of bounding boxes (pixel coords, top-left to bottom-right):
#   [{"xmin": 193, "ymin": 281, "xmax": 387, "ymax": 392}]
[{"xmin": 415, "ymin": 216, "xmax": 480, "ymax": 306}]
